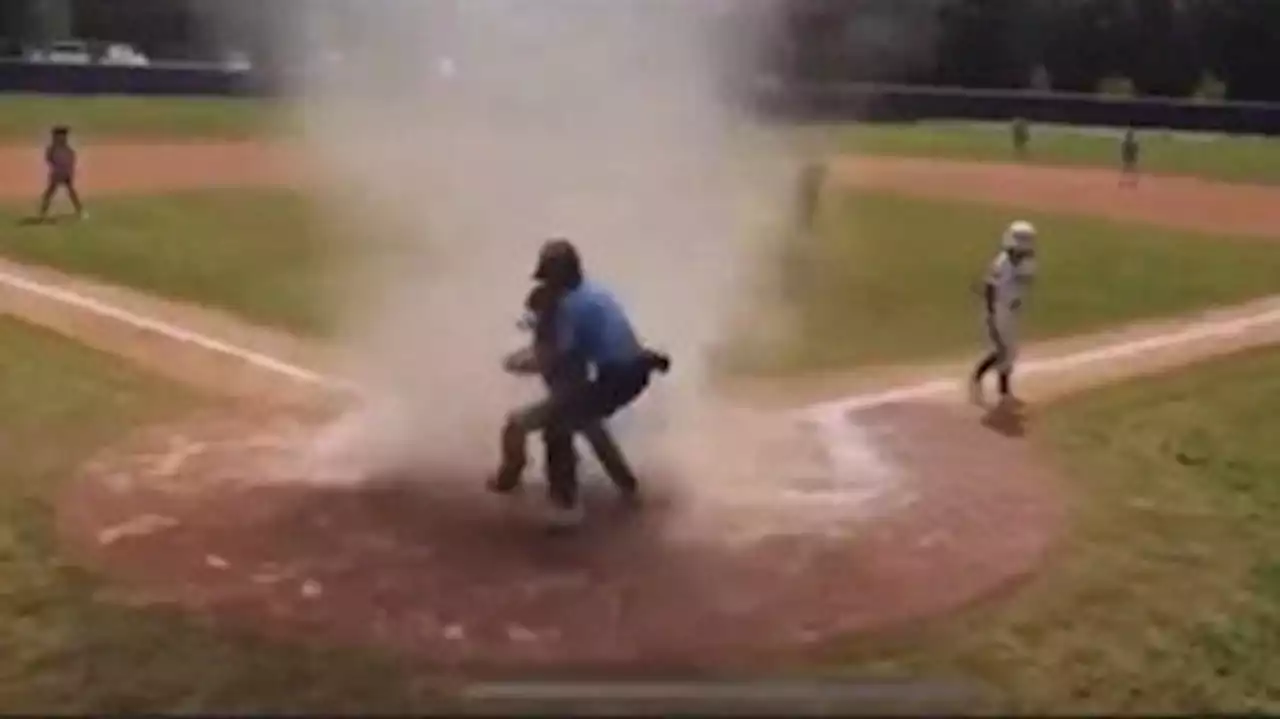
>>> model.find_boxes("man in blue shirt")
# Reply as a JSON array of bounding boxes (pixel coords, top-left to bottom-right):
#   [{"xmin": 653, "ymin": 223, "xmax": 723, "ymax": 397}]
[
  {"xmin": 502, "ymin": 278, "xmax": 645, "ymax": 504},
  {"xmin": 490, "ymin": 239, "xmax": 671, "ymax": 530}
]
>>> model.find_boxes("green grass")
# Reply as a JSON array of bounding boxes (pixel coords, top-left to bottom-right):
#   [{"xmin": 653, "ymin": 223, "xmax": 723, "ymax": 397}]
[
  {"xmin": 0, "ymin": 317, "xmax": 438, "ymax": 712},
  {"xmin": 824, "ymin": 344, "xmax": 1280, "ymax": 713},
  {"xmin": 0, "ymin": 190, "xmax": 338, "ymax": 335},
  {"xmin": 0, "ymin": 95, "xmax": 275, "ymax": 142},
  {"xmin": 750, "ymin": 188, "xmax": 1280, "ymax": 373},
  {"xmin": 9, "ymin": 187, "xmax": 1280, "ymax": 376},
  {"xmin": 806, "ymin": 121, "xmax": 1280, "ymax": 185}
]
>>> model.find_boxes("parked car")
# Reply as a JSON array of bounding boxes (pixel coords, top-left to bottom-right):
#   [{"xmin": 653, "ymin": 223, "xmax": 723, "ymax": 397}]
[
  {"xmin": 100, "ymin": 43, "xmax": 149, "ymax": 67},
  {"xmin": 27, "ymin": 40, "xmax": 92, "ymax": 65},
  {"xmin": 222, "ymin": 50, "xmax": 253, "ymax": 72}
]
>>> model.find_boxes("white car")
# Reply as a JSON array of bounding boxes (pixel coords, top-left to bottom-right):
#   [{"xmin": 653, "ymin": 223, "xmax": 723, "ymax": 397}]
[
  {"xmin": 101, "ymin": 43, "xmax": 149, "ymax": 67},
  {"xmin": 222, "ymin": 50, "xmax": 253, "ymax": 73},
  {"xmin": 41, "ymin": 40, "xmax": 92, "ymax": 65}
]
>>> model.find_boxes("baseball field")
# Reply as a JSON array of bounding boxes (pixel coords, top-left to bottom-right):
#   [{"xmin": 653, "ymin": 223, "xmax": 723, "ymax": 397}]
[{"xmin": 2, "ymin": 95, "xmax": 1280, "ymax": 713}]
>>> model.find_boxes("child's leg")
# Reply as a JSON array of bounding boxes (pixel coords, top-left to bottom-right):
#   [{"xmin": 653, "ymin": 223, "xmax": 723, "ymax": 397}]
[
  {"xmin": 995, "ymin": 323, "xmax": 1019, "ymax": 400},
  {"xmin": 490, "ymin": 397, "xmax": 557, "ymax": 492},
  {"xmin": 38, "ymin": 179, "xmax": 59, "ymax": 218},
  {"xmin": 972, "ymin": 351, "xmax": 1000, "ymax": 382},
  {"xmin": 972, "ymin": 315, "xmax": 1004, "ymax": 384},
  {"xmin": 65, "ymin": 179, "xmax": 84, "ymax": 215}
]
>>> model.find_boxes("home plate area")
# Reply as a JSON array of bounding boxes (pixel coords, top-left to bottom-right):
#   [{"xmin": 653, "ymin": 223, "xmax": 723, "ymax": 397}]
[{"xmin": 58, "ymin": 403, "xmax": 1061, "ymax": 671}]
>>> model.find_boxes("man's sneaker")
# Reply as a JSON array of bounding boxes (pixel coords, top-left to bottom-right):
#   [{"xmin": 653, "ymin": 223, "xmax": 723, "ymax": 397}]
[
  {"xmin": 542, "ymin": 501, "xmax": 584, "ymax": 532},
  {"xmin": 998, "ymin": 393, "xmax": 1026, "ymax": 411},
  {"xmin": 618, "ymin": 486, "xmax": 644, "ymax": 511},
  {"xmin": 486, "ymin": 469, "xmax": 522, "ymax": 495}
]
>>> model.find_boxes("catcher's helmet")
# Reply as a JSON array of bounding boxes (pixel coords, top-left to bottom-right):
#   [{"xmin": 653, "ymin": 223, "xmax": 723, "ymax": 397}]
[{"xmin": 532, "ymin": 238, "xmax": 583, "ymax": 287}]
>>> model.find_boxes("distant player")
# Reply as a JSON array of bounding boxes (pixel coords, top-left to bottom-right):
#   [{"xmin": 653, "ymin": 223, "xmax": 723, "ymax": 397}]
[
  {"xmin": 1011, "ymin": 117, "xmax": 1031, "ymax": 160},
  {"xmin": 1120, "ymin": 128, "xmax": 1140, "ymax": 188},
  {"xmin": 779, "ymin": 159, "xmax": 828, "ymax": 300},
  {"xmin": 796, "ymin": 159, "xmax": 827, "ymax": 235},
  {"xmin": 970, "ymin": 221, "xmax": 1038, "ymax": 409},
  {"xmin": 38, "ymin": 125, "xmax": 86, "ymax": 221}
]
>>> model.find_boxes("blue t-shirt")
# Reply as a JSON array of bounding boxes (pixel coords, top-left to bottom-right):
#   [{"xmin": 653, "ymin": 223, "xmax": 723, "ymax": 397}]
[{"xmin": 555, "ymin": 280, "xmax": 643, "ymax": 368}]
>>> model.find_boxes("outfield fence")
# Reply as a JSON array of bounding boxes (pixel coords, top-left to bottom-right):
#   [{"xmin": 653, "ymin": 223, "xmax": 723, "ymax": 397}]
[
  {"xmin": 0, "ymin": 59, "xmax": 269, "ymax": 97},
  {"xmin": 4, "ymin": 62, "xmax": 1280, "ymax": 135},
  {"xmin": 754, "ymin": 81, "xmax": 1280, "ymax": 135}
]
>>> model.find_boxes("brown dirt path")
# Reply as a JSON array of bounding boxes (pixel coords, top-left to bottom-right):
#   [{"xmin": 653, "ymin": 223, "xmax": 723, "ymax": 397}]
[
  {"xmin": 4, "ymin": 141, "xmax": 1280, "ymax": 242},
  {"xmin": 0, "ymin": 141, "xmax": 296, "ymax": 200},
  {"xmin": 834, "ymin": 156, "xmax": 1280, "ymax": 240}
]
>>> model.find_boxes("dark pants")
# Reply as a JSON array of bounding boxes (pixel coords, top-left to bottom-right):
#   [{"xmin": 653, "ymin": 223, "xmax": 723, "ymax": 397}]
[
  {"xmin": 40, "ymin": 174, "xmax": 83, "ymax": 217},
  {"xmin": 1121, "ymin": 156, "xmax": 1139, "ymax": 185},
  {"xmin": 497, "ymin": 358, "xmax": 652, "ymax": 508}
]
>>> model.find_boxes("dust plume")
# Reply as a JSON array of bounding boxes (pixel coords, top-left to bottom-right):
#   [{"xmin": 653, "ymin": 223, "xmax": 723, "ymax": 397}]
[{"xmin": 258, "ymin": 0, "xmax": 798, "ymax": 485}]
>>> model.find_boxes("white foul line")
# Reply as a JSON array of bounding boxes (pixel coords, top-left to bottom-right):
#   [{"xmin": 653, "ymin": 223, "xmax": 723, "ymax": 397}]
[
  {"xmin": 0, "ymin": 269, "xmax": 353, "ymax": 392},
  {"xmin": 1, "ymin": 266, "xmax": 1278, "ymax": 419},
  {"xmin": 802, "ymin": 303, "xmax": 1280, "ymax": 420}
]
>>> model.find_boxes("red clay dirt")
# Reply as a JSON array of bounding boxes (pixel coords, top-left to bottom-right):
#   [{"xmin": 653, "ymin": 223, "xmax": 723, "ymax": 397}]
[
  {"xmin": 60, "ymin": 403, "xmax": 1060, "ymax": 670},
  {"xmin": 1, "ymin": 139, "xmax": 1274, "ymax": 670},
  {"xmin": 836, "ymin": 156, "xmax": 1280, "ymax": 240},
  {"xmin": 4, "ymin": 141, "xmax": 1280, "ymax": 242},
  {"xmin": 0, "ymin": 142, "xmax": 295, "ymax": 201}
]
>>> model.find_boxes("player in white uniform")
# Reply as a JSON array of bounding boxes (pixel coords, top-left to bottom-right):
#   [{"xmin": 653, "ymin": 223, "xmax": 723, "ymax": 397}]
[{"xmin": 970, "ymin": 221, "xmax": 1038, "ymax": 408}]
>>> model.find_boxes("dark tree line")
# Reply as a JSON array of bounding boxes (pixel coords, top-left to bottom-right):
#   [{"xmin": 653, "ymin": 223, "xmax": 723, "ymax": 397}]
[
  {"xmin": 7, "ymin": 0, "xmax": 1280, "ymax": 104},
  {"xmin": 776, "ymin": 0, "xmax": 1280, "ymax": 102}
]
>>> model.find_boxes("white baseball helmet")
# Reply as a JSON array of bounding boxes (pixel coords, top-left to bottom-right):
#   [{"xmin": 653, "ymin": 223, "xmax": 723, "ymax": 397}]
[{"xmin": 1002, "ymin": 220, "xmax": 1036, "ymax": 251}]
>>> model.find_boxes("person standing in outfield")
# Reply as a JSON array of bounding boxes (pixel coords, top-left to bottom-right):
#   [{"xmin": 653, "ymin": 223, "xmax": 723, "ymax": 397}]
[
  {"xmin": 970, "ymin": 221, "xmax": 1038, "ymax": 409},
  {"xmin": 489, "ymin": 239, "xmax": 671, "ymax": 531},
  {"xmin": 1011, "ymin": 117, "xmax": 1031, "ymax": 160},
  {"xmin": 780, "ymin": 159, "xmax": 828, "ymax": 301},
  {"xmin": 796, "ymin": 159, "xmax": 827, "ymax": 235},
  {"xmin": 37, "ymin": 126, "xmax": 86, "ymax": 222},
  {"xmin": 1120, "ymin": 127, "xmax": 1141, "ymax": 188}
]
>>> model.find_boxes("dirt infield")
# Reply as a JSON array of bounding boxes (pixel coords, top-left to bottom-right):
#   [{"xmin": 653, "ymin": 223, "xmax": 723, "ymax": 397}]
[
  {"xmin": 4, "ymin": 139, "xmax": 1280, "ymax": 669},
  {"xmin": 0, "ymin": 142, "xmax": 295, "ymax": 200},
  {"xmin": 5, "ymin": 140, "xmax": 1280, "ymax": 238},
  {"xmin": 60, "ymin": 403, "xmax": 1059, "ymax": 670},
  {"xmin": 834, "ymin": 156, "xmax": 1280, "ymax": 240}
]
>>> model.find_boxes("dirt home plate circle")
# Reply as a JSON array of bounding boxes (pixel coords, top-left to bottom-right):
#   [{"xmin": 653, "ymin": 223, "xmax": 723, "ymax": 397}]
[{"xmin": 58, "ymin": 402, "xmax": 1060, "ymax": 670}]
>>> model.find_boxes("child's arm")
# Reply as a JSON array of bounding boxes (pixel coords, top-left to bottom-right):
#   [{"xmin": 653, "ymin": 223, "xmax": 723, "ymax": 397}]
[{"xmin": 501, "ymin": 345, "xmax": 541, "ymax": 376}]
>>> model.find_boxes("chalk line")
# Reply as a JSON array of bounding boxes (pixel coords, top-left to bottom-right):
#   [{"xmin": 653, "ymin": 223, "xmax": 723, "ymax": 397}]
[
  {"xmin": 802, "ymin": 302, "xmax": 1280, "ymax": 420},
  {"xmin": 1, "ymin": 266, "xmax": 1279, "ymax": 420},
  {"xmin": 0, "ymin": 269, "xmax": 355, "ymax": 393}
]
